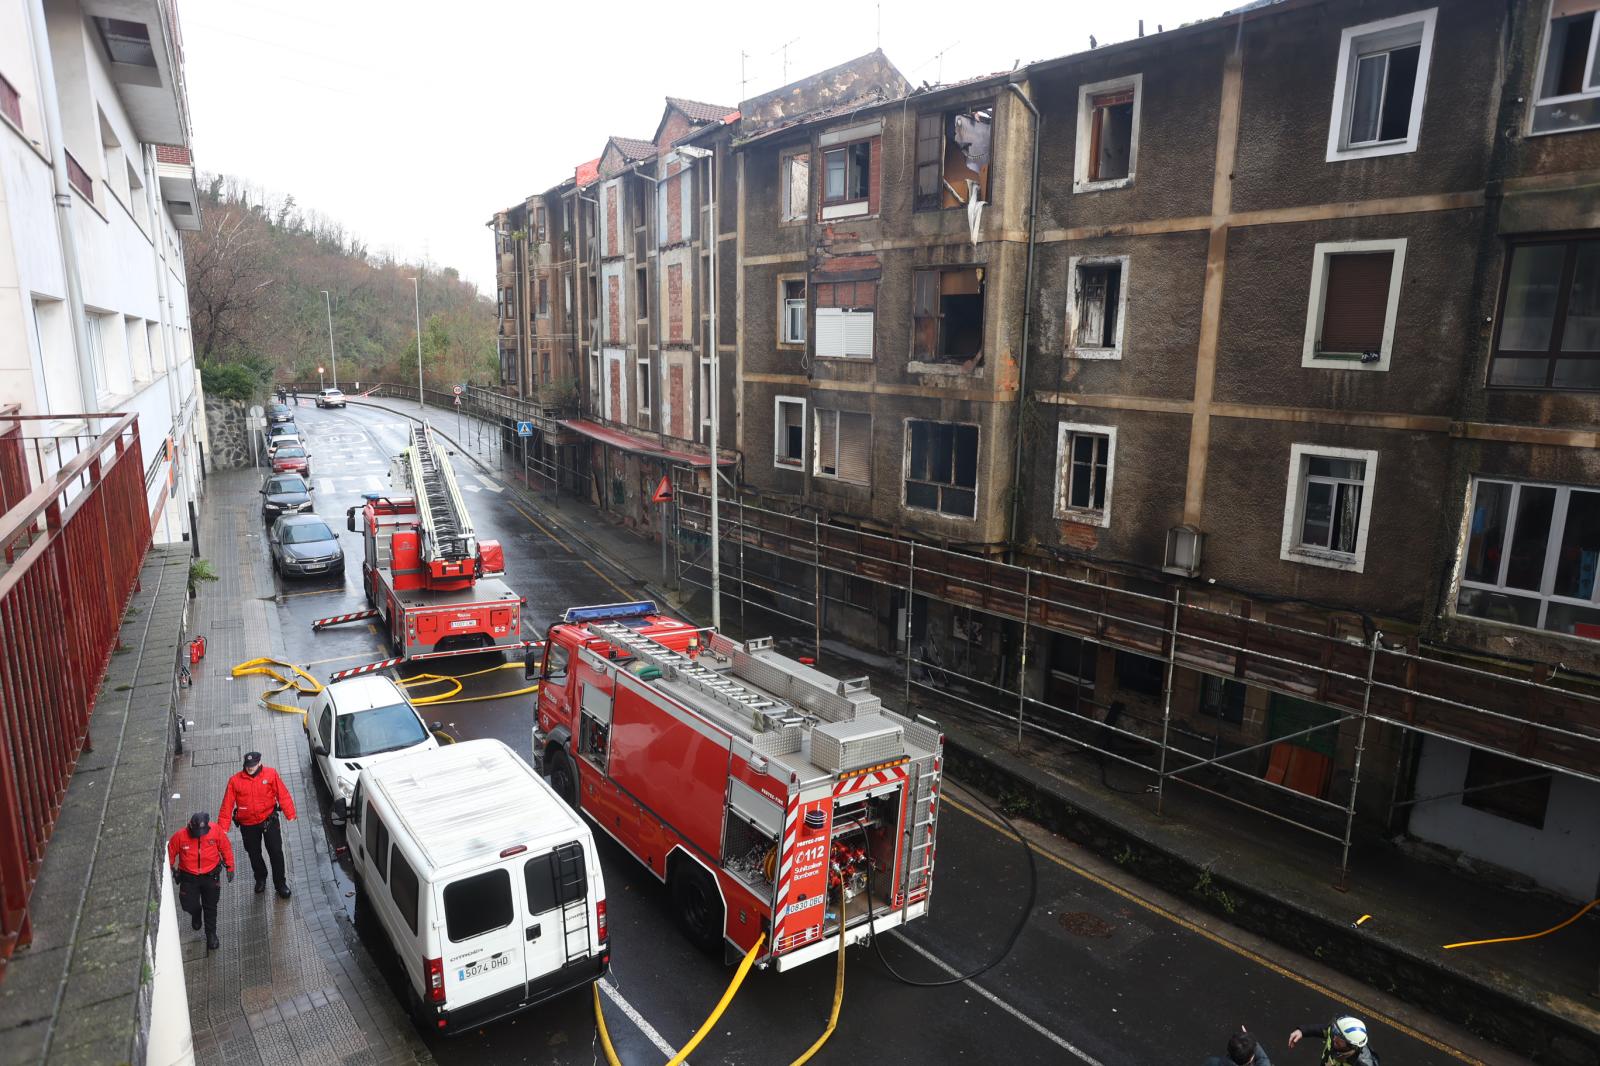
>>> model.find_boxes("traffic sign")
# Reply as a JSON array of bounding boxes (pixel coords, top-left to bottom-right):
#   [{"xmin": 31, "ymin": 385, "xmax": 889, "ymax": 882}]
[
  {"xmin": 453, "ymin": 396, "xmax": 462, "ymax": 407},
  {"xmin": 651, "ymin": 475, "xmax": 673, "ymax": 504},
  {"xmin": 452, "ymin": 385, "xmax": 463, "ymax": 396},
  {"xmin": 248, "ymin": 404, "xmax": 264, "ymax": 418},
  {"xmin": 516, "ymin": 421, "xmax": 534, "ymax": 437}
]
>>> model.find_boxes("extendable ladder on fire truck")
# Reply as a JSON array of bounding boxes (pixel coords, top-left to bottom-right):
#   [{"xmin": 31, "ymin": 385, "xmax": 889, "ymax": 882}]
[
  {"xmin": 589, "ymin": 622, "xmax": 805, "ymax": 727},
  {"xmin": 406, "ymin": 426, "xmax": 473, "ymax": 561}
]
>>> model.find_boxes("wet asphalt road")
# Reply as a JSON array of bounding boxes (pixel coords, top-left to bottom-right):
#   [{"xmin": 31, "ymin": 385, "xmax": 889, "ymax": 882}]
[{"xmin": 261, "ymin": 402, "xmax": 1514, "ymax": 1066}]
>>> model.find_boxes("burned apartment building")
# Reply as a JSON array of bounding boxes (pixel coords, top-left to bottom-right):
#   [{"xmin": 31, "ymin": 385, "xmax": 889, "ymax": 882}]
[
  {"xmin": 491, "ymin": 201, "xmax": 529, "ymax": 392},
  {"xmin": 712, "ymin": 6, "xmax": 1600, "ymax": 901}
]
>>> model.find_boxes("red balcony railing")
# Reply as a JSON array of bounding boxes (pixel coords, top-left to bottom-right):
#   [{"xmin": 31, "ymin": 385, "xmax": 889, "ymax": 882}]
[
  {"xmin": 0, "ymin": 410, "xmax": 149, "ymax": 973},
  {"xmin": 64, "ymin": 150, "xmax": 93, "ymax": 203}
]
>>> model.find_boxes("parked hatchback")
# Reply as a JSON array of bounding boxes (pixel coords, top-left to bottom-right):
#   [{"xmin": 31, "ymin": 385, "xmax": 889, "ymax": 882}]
[
  {"xmin": 267, "ymin": 402, "xmax": 294, "ymax": 425},
  {"xmin": 260, "ymin": 473, "xmax": 313, "ymax": 520},
  {"xmin": 268, "ymin": 514, "xmax": 343, "ymax": 578},
  {"xmin": 305, "ymin": 675, "xmax": 437, "ymax": 821},
  {"xmin": 270, "ymin": 444, "xmax": 313, "ymax": 479}
]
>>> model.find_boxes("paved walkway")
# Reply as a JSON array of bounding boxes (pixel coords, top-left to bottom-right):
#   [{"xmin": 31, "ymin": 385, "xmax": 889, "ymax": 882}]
[{"xmin": 171, "ymin": 466, "xmax": 429, "ymax": 1065}]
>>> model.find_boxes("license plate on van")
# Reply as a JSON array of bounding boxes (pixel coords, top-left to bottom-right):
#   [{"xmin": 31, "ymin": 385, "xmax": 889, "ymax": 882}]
[{"xmin": 458, "ymin": 954, "xmax": 509, "ymax": 981}]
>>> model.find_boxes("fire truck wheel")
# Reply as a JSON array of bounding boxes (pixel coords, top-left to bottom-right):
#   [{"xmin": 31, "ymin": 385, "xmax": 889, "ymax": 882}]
[
  {"xmin": 547, "ymin": 748, "xmax": 578, "ymax": 809},
  {"xmin": 363, "ymin": 577, "xmax": 375, "ymax": 610},
  {"xmin": 670, "ymin": 861, "xmax": 724, "ymax": 953}
]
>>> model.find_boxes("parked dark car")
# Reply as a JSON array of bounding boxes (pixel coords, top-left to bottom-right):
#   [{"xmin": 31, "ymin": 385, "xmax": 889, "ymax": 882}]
[
  {"xmin": 268, "ymin": 515, "xmax": 344, "ymax": 578},
  {"xmin": 267, "ymin": 403, "xmax": 294, "ymax": 425},
  {"xmin": 260, "ymin": 473, "xmax": 312, "ymax": 521},
  {"xmin": 270, "ymin": 444, "xmax": 313, "ymax": 480}
]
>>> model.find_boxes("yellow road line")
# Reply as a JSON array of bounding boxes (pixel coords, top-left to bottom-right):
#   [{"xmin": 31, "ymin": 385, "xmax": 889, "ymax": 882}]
[
  {"xmin": 279, "ymin": 588, "xmax": 345, "ymax": 598},
  {"xmin": 583, "ymin": 560, "xmax": 635, "ymax": 602},
  {"xmin": 942, "ymin": 795, "xmax": 1483, "ymax": 1065},
  {"xmin": 507, "ymin": 500, "xmax": 574, "ymax": 555}
]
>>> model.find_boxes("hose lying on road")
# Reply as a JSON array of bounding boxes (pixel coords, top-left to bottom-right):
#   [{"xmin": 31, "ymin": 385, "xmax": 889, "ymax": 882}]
[
  {"xmin": 399, "ymin": 662, "xmax": 539, "ymax": 705},
  {"xmin": 1443, "ymin": 897, "xmax": 1600, "ymax": 950},
  {"xmin": 593, "ymin": 984, "xmax": 623, "ymax": 1066},
  {"xmin": 231, "ymin": 657, "xmax": 323, "ymax": 716},
  {"xmin": 788, "ymin": 900, "xmax": 850, "ymax": 1066}
]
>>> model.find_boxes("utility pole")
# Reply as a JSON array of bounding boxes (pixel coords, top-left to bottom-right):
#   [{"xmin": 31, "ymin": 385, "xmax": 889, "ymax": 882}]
[{"xmin": 320, "ymin": 290, "xmax": 338, "ymax": 389}]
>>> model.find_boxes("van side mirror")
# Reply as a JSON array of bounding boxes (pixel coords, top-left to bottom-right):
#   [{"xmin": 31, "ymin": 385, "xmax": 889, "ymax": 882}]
[
  {"xmin": 524, "ymin": 644, "xmax": 539, "ymax": 681},
  {"xmin": 346, "ymin": 507, "xmax": 357, "ymax": 533},
  {"xmin": 312, "ymin": 742, "xmax": 328, "ymax": 757}
]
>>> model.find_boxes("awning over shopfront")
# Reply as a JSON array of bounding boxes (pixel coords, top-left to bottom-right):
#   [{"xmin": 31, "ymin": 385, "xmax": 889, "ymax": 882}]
[{"xmin": 558, "ymin": 419, "xmax": 734, "ymax": 468}]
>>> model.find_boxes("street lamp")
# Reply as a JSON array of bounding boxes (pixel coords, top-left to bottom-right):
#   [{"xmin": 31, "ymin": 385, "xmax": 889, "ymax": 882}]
[
  {"xmin": 320, "ymin": 290, "xmax": 338, "ymax": 389},
  {"xmin": 677, "ymin": 144, "xmax": 719, "ymax": 630},
  {"xmin": 317, "ymin": 365, "xmax": 326, "ymax": 391},
  {"xmin": 410, "ymin": 277, "xmax": 424, "ymax": 410}
]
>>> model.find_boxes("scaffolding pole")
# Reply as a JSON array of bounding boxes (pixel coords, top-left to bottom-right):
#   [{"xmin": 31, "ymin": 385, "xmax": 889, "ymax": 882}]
[
  {"xmin": 1018, "ymin": 571, "xmax": 1031, "ymax": 749},
  {"xmin": 1338, "ymin": 632, "xmax": 1381, "ymax": 890},
  {"xmin": 904, "ymin": 542, "xmax": 917, "ymax": 712},
  {"xmin": 813, "ymin": 512, "xmax": 822, "ymax": 664},
  {"xmin": 1155, "ymin": 587, "xmax": 1182, "ymax": 816}
]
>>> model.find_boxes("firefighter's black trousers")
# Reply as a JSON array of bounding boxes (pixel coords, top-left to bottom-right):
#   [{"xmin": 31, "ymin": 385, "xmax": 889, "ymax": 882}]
[
  {"xmin": 178, "ymin": 867, "xmax": 222, "ymax": 935},
  {"xmin": 239, "ymin": 815, "xmax": 288, "ymax": 891}
]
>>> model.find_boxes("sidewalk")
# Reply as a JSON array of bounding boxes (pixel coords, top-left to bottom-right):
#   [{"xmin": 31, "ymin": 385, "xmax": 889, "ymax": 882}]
[
  {"xmin": 368, "ymin": 395, "xmax": 1600, "ymax": 1064},
  {"xmin": 171, "ymin": 467, "xmax": 430, "ymax": 1065}
]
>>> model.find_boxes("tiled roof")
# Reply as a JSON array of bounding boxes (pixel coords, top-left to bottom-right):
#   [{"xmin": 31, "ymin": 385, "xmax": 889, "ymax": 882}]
[
  {"xmin": 667, "ymin": 97, "xmax": 738, "ymax": 124},
  {"xmin": 609, "ymin": 136, "xmax": 658, "ymax": 162},
  {"xmin": 575, "ymin": 158, "xmax": 600, "ymax": 186}
]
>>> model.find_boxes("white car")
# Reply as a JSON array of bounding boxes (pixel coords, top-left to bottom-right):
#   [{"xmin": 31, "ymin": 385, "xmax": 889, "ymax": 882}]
[
  {"xmin": 305, "ymin": 676, "xmax": 439, "ymax": 822},
  {"xmin": 267, "ymin": 431, "xmax": 301, "ymax": 458},
  {"xmin": 317, "ymin": 388, "xmax": 347, "ymax": 408}
]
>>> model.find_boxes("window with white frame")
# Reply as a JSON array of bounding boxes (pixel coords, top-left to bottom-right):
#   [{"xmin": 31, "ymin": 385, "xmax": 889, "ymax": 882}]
[
  {"xmin": 1054, "ymin": 423, "xmax": 1116, "ymax": 527},
  {"xmin": 904, "ymin": 420, "xmax": 978, "ymax": 518},
  {"xmin": 813, "ymin": 279, "xmax": 875, "ymax": 359},
  {"xmin": 698, "ymin": 359, "xmax": 711, "ymax": 442},
  {"xmin": 781, "ymin": 151, "xmax": 809, "ymax": 222},
  {"xmin": 1280, "ymin": 444, "xmax": 1378, "ymax": 571},
  {"xmin": 1302, "ymin": 239, "xmax": 1406, "ymax": 370},
  {"xmin": 1455, "ymin": 477, "xmax": 1600, "ymax": 639},
  {"xmin": 1531, "ymin": 0, "xmax": 1600, "ymax": 135},
  {"xmin": 1066, "ymin": 256, "xmax": 1128, "ymax": 358},
  {"xmin": 1074, "ymin": 75, "xmax": 1141, "ymax": 192},
  {"xmin": 774, "ymin": 396, "xmax": 805, "ymax": 469},
  {"xmin": 637, "ymin": 356, "xmax": 651, "ymax": 414},
  {"xmin": 780, "ymin": 279, "xmax": 806, "ymax": 345},
  {"xmin": 813, "ymin": 408, "xmax": 871, "ymax": 484},
  {"xmin": 1326, "ymin": 9, "xmax": 1436, "ymax": 161}
]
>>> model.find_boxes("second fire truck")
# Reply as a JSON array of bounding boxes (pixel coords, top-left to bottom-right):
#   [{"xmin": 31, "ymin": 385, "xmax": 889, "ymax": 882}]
[{"xmin": 529, "ymin": 601, "xmax": 943, "ymax": 970}]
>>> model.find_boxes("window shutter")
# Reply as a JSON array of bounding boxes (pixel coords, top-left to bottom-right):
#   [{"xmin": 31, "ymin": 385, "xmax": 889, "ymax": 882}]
[
  {"xmin": 815, "ymin": 308, "xmax": 846, "ymax": 357},
  {"xmin": 838, "ymin": 412, "xmax": 871, "ymax": 483},
  {"xmin": 1320, "ymin": 252, "xmax": 1392, "ymax": 353},
  {"xmin": 816, "ymin": 409, "xmax": 838, "ymax": 473},
  {"xmin": 844, "ymin": 311, "xmax": 875, "ymax": 358}
]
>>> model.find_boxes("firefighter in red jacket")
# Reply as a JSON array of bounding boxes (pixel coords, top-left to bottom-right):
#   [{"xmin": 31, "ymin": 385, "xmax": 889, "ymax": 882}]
[
  {"xmin": 167, "ymin": 811, "xmax": 234, "ymax": 950},
  {"xmin": 218, "ymin": 751, "xmax": 297, "ymax": 899}
]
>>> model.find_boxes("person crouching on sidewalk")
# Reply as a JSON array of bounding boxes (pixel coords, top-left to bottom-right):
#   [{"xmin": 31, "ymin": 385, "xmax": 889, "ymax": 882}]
[{"xmin": 218, "ymin": 751, "xmax": 297, "ymax": 899}]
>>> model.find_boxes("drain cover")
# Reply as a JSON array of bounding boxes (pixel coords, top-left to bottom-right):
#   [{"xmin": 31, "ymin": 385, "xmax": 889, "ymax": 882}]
[{"xmin": 1059, "ymin": 911, "xmax": 1116, "ymax": 938}]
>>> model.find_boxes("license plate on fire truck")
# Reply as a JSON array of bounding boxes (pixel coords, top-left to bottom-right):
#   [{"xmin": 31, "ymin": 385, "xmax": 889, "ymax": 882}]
[{"xmin": 449, "ymin": 619, "xmax": 476, "ymax": 629}]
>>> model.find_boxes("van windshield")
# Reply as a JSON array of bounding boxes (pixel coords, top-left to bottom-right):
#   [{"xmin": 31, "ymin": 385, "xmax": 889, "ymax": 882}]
[{"xmin": 336, "ymin": 703, "xmax": 429, "ymax": 758}]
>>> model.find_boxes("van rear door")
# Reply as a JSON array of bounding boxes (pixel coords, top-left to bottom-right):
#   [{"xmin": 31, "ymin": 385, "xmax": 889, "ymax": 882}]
[
  {"xmin": 439, "ymin": 867, "xmax": 523, "ymax": 1008},
  {"xmin": 522, "ymin": 842, "xmax": 590, "ymax": 983}
]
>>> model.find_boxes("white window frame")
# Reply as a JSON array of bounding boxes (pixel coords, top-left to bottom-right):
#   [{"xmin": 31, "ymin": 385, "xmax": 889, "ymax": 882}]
[
  {"xmin": 1528, "ymin": 0, "xmax": 1600, "ymax": 135},
  {"xmin": 779, "ymin": 277, "xmax": 806, "ymax": 346},
  {"xmin": 1300, "ymin": 238, "xmax": 1406, "ymax": 372},
  {"xmin": 901, "ymin": 418, "xmax": 980, "ymax": 521},
  {"xmin": 1279, "ymin": 444, "xmax": 1379, "ymax": 572},
  {"xmin": 1065, "ymin": 254, "xmax": 1130, "ymax": 360},
  {"xmin": 774, "ymin": 395, "xmax": 806, "ymax": 470},
  {"xmin": 637, "ymin": 355, "xmax": 652, "ymax": 414},
  {"xmin": 1325, "ymin": 9, "xmax": 1437, "ymax": 162},
  {"xmin": 698, "ymin": 358, "xmax": 711, "ymax": 442},
  {"xmin": 1453, "ymin": 476, "xmax": 1600, "ymax": 637},
  {"xmin": 1073, "ymin": 74, "xmax": 1142, "ymax": 193},
  {"xmin": 1053, "ymin": 422, "xmax": 1117, "ymax": 528}
]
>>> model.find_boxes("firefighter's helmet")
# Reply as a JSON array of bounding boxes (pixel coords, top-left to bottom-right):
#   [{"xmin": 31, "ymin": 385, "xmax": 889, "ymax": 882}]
[{"xmin": 1333, "ymin": 1017, "xmax": 1369, "ymax": 1049}]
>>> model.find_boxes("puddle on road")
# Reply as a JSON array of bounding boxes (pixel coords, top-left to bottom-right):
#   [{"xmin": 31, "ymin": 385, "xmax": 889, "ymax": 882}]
[{"xmin": 1059, "ymin": 910, "xmax": 1117, "ymax": 938}]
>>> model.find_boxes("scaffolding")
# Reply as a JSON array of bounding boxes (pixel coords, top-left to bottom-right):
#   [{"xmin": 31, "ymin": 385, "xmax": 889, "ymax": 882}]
[{"xmin": 668, "ymin": 482, "xmax": 1600, "ymax": 885}]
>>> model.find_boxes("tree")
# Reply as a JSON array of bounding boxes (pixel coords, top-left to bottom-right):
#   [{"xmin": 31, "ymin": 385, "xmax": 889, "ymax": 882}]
[{"xmin": 187, "ymin": 198, "xmax": 275, "ymax": 362}]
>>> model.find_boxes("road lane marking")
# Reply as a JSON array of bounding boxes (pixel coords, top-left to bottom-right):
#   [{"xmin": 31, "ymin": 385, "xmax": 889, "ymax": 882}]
[
  {"xmin": 365, "ymin": 475, "xmax": 385, "ymax": 491},
  {"xmin": 506, "ymin": 500, "xmax": 574, "ymax": 554},
  {"xmin": 476, "ymin": 475, "xmax": 503, "ymax": 494},
  {"xmin": 891, "ymin": 936, "xmax": 1102, "ymax": 1064},
  {"xmin": 317, "ymin": 478, "xmax": 335, "ymax": 494},
  {"xmin": 942, "ymin": 796, "xmax": 1485, "ymax": 1065},
  {"xmin": 598, "ymin": 978, "xmax": 678, "ymax": 1060},
  {"xmin": 583, "ymin": 560, "xmax": 635, "ymax": 601}
]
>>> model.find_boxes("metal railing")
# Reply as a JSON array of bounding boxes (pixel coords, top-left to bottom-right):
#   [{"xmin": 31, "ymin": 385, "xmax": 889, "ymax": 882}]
[{"xmin": 0, "ymin": 411, "xmax": 149, "ymax": 973}]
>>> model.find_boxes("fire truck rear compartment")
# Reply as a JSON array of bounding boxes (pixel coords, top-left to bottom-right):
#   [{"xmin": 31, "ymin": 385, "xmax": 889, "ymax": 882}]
[{"xmin": 826, "ymin": 789, "xmax": 903, "ymax": 928}]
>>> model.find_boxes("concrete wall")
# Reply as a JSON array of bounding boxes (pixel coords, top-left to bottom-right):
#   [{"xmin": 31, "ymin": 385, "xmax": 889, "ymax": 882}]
[{"xmin": 1408, "ymin": 737, "xmax": 1600, "ymax": 902}]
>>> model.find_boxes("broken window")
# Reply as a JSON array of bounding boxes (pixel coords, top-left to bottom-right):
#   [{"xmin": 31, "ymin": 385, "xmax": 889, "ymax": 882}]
[
  {"xmin": 904, "ymin": 420, "xmax": 978, "ymax": 518},
  {"xmin": 638, "ymin": 356, "xmax": 652, "ymax": 413},
  {"xmin": 1070, "ymin": 258, "xmax": 1125, "ymax": 355},
  {"xmin": 814, "ymin": 409, "xmax": 871, "ymax": 484},
  {"xmin": 822, "ymin": 141, "xmax": 871, "ymax": 205},
  {"xmin": 1055, "ymin": 424, "xmax": 1115, "ymax": 525},
  {"xmin": 775, "ymin": 396, "xmax": 805, "ymax": 468},
  {"xmin": 1075, "ymin": 77, "xmax": 1140, "ymax": 191},
  {"xmin": 1330, "ymin": 11, "xmax": 1436, "ymax": 155},
  {"xmin": 1489, "ymin": 235, "xmax": 1600, "ymax": 389},
  {"xmin": 911, "ymin": 267, "xmax": 984, "ymax": 365},
  {"xmin": 1281, "ymin": 445, "xmax": 1377, "ymax": 570},
  {"xmin": 781, "ymin": 280, "xmax": 806, "ymax": 345},
  {"xmin": 915, "ymin": 106, "xmax": 993, "ymax": 211},
  {"xmin": 538, "ymin": 277, "xmax": 550, "ymax": 317},
  {"xmin": 93, "ymin": 17, "xmax": 156, "ymax": 67},
  {"xmin": 1304, "ymin": 240, "xmax": 1404, "ymax": 369},
  {"xmin": 535, "ymin": 205, "xmax": 547, "ymax": 242},
  {"xmin": 814, "ymin": 279, "xmax": 875, "ymax": 359},
  {"xmin": 1455, "ymin": 477, "xmax": 1600, "ymax": 637},
  {"xmin": 781, "ymin": 151, "xmax": 809, "ymax": 222}
]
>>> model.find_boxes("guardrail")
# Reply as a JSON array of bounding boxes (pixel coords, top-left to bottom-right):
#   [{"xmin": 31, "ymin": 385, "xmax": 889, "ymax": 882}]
[{"xmin": 0, "ymin": 410, "xmax": 149, "ymax": 974}]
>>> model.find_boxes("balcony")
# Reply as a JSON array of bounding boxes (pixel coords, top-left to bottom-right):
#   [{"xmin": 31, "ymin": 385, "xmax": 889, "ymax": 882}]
[
  {"xmin": 153, "ymin": 144, "xmax": 199, "ymax": 231},
  {"xmin": 82, "ymin": 0, "xmax": 190, "ymax": 146}
]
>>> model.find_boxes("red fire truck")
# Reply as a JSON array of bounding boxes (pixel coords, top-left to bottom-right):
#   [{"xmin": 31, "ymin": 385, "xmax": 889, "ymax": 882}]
[
  {"xmin": 529, "ymin": 601, "xmax": 943, "ymax": 970},
  {"xmin": 314, "ymin": 424, "xmax": 525, "ymax": 680}
]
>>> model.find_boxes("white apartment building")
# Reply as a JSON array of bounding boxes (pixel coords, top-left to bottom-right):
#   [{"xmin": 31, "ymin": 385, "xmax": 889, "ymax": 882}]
[{"xmin": 0, "ymin": 0, "xmax": 204, "ymax": 544}]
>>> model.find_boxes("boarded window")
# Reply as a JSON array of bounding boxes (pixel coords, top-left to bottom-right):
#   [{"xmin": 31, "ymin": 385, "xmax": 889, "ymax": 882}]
[
  {"xmin": 911, "ymin": 267, "xmax": 984, "ymax": 364},
  {"xmin": 1462, "ymin": 749, "xmax": 1551, "ymax": 829},
  {"xmin": 814, "ymin": 409, "xmax": 870, "ymax": 483},
  {"xmin": 1318, "ymin": 252, "xmax": 1392, "ymax": 354},
  {"xmin": 1198, "ymin": 675, "xmax": 1246, "ymax": 725},
  {"xmin": 776, "ymin": 398, "xmax": 805, "ymax": 467},
  {"xmin": 916, "ymin": 107, "xmax": 994, "ymax": 211},
  {"xmin": 781, "ymin": 152, "xmax": 810, "ymax": 221},
  {"xmin": 1089, "ymin": 90, "xmax": 1134, "ymax": 182},
  {"xmin": 905, "ymin": 420, "xmax": 978, "ymax": 518},
  {"xmin": 1074, "ymin": 262, "xmax": 1122, "ymax": 350}
]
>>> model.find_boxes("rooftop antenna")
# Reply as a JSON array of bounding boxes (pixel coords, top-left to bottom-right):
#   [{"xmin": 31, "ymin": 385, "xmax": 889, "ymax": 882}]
[
  {"xmin": 772, "ymin": 36, "xmax": 800, "ymax": 84},
  {"xmin": 876, "ymin": 1, "xmax": 881, "ymax": 49},
  {"xmin": 740, "ymin": 49, "xmax": 749, "ymax": 101}
]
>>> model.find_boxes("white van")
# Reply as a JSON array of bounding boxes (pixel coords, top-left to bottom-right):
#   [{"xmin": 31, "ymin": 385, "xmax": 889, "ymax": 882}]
[{"xmin": 346, "ymin": 739, "xmax": 609, "ymax": 1033}]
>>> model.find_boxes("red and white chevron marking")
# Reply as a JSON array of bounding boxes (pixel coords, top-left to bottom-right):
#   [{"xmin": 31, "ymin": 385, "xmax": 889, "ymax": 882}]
[
  {"xmin": 312, "ymin": 608, "xmax": 380, "ymax": 630},
  {"xmin": 329, "ymin": 656, "xmax": 403, "ymax": 681},
  {"xmin": 832, "ymin": 765, "xmax": 908, "ymax": 797},
  {"xmin": 770, "ymin": 793, "xmax": 802, "ymax": 945}
]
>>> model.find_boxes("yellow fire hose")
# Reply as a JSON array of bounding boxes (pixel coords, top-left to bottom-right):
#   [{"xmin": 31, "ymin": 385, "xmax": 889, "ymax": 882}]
[
  {"xmin": 1443, "ymin": 897, "xmax": 1600, "ymax": 950},
  {"xmin": 594, "ymin": 984, "xmax": 623, "ymax": 1066},
  {"xmin": 788, "ymin": 911, "xmax": 849, "ymax": 1065},
  {"xmin": 401, "ymin": 662, "xmax": 540, "ymax": 706},
  {"xmin": 663, "ymin": 932, "xmax": 766, "ymax": 1066},
  {"xmin": 231, "ymin": 657, "xmax": 323, "ymax": 716}
]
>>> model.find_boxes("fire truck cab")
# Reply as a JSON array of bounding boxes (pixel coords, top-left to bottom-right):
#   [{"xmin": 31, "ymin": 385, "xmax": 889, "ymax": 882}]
[{"xmin": 531, "ymin": 601, "xmax": 943, "ymax": 971}]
